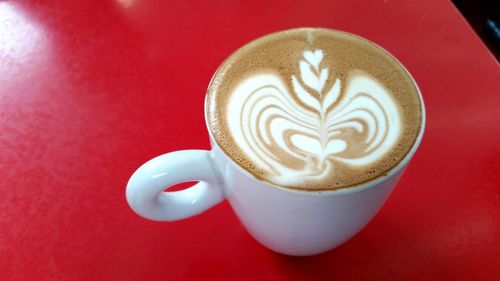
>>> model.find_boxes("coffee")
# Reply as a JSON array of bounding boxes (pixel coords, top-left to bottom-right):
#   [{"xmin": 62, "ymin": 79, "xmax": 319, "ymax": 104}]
[{"xmin": 206, "ymin": 28, "xmax": 422, "ymax": 191}]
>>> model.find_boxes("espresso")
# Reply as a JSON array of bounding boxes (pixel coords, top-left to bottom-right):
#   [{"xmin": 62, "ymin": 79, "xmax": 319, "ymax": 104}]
[{"xmin": 206, "ymin": 28, "xmax": 422, "ymax": 191}]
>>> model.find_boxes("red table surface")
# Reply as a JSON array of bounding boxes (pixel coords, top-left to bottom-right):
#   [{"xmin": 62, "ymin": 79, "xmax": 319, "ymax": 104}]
[{"xmin": 1, "ymin": 0, "xmax": 499, "ymax": 280}]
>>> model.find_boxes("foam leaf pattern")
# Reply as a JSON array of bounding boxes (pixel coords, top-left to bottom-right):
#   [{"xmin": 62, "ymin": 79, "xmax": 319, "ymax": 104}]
[{"xmin": 226, "ymin": 49, "xmax": 401, "ymax": 186}]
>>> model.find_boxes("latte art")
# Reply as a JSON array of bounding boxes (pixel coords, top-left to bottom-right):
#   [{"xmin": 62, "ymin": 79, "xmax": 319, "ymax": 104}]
[
  {"xmin": 207, "ymin": 28, "xmax": 422, "ymax": 190},
  {"xmin": 227, "ymin": 50, "xmax": 401, "ymax": 186}
]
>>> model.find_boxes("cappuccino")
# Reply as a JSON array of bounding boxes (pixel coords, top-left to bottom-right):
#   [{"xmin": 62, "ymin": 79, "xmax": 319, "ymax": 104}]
[{"xmin": 206, "ymin": 28, "xmax": 422, "ymax": 190}]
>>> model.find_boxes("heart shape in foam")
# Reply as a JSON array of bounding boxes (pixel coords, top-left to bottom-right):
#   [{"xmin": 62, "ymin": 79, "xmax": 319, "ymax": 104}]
[{"xmin": 226, "ymin": 49, "xmax": 401, "ymax": 185}]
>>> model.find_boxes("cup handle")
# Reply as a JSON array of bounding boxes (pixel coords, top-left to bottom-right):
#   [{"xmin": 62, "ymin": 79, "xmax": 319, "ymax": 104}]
[{"xmin": 126, "ymin": 150, "xmax": 225, "ymax": 221}]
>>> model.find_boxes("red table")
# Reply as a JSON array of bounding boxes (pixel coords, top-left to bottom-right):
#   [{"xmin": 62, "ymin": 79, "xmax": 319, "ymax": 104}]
[{"xmin": 1, "ymin": 0, "xmax": 499, "ymax": 280}]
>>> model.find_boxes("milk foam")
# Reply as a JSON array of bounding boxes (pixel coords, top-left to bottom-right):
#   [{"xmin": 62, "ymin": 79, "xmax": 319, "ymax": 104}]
[
  {"xmin": 226, "ymin": 50, "xmax": 401, "ymax": 186},
  {"xmin": 207, "ymin": 28, "xmax": 422, "ymax": 190}
]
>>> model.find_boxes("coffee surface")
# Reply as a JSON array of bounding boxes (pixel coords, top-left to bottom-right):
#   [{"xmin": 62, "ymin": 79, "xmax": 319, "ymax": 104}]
[{"xmin": 206, "ymin": 28, "xmax": 422, "ymax": 191}]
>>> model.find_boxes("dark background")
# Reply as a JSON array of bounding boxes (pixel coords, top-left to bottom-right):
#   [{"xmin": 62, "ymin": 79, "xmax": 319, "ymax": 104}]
[{"xmin": 453, "ymin": 0, "xmax": 500, "ymax": 60}]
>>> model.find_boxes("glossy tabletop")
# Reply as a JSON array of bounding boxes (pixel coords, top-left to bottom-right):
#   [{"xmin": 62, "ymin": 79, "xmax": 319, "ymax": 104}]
[{"xmin": 1, "ymin": 0, "xmax": 499, "ymax": 280}]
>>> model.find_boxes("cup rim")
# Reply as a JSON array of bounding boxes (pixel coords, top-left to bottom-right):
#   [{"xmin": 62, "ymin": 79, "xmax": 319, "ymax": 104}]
[{"xmin": 203, "ymin": 27, "xmax": 426, "ymax": 196}]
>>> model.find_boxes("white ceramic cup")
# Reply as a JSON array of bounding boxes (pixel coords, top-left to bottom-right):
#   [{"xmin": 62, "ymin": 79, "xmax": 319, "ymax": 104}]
[{"xmin": 126, "ymin": 37, "xmax": 426, "ymax": 257}]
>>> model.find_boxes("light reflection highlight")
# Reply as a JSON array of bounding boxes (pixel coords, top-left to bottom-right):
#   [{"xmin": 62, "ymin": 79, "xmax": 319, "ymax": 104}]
[{"xmin": 0, "ymin": 2, "xmax": 47, "ymax": 63}]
